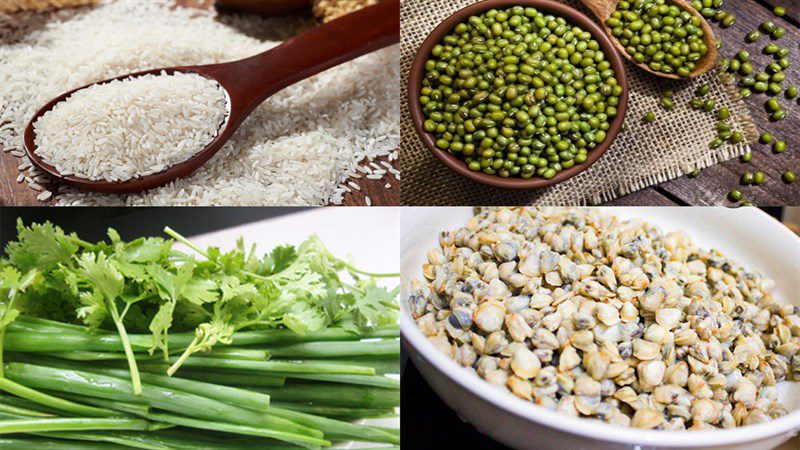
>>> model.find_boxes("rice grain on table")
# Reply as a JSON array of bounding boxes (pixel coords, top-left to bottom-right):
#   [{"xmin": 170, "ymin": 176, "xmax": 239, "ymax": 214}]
[
  {"xmin": 33, "ymin": 72, "xmax": 227, "ymax": 182},
  {"xmin": 0, "ymin": 0, "xmax": 399, "ymax": 205}
]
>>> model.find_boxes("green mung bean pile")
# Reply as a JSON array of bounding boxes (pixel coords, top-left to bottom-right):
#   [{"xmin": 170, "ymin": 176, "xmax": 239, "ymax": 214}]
[
  {"xmin": 606, "ymin": 0, "xmax": 708, "ymax": 78},
  {"xmin": 419, "ymin": 6, "xmax": 622, "ymax": 179}
]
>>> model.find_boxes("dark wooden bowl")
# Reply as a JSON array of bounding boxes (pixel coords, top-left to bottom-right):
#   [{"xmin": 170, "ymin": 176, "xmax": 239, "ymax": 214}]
[{"xmin": 407, "ymin": 0, "xmax": 629, "ymax": 190}]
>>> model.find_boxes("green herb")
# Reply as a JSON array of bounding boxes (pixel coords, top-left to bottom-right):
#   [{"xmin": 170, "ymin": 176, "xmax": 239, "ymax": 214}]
[
  {"xmin": 1, "ymin": 221, "xmax": 399, "ymax": 383},
  {"xmin": 0, "ymin": 221, "xmax": 401, "ymax": 448}
]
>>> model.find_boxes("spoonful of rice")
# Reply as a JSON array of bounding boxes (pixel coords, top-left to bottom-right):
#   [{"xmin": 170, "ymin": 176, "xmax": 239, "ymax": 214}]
[{"xmin": 23, "ymin": 0, "xmax": 399, "ymax": 194}]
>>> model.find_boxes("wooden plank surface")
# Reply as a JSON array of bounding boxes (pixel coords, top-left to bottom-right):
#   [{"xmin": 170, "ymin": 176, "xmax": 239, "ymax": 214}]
[
  {"xmin": 603, "ymin": 188, "xmax": 682, "ymax": 206},
  {"xmin": 0, "ymin": 0, "xmax": 399, "ymax": 206},
  {"xmin": 613, "ymin": 0, "xmax": 799, "ymax": 206}
]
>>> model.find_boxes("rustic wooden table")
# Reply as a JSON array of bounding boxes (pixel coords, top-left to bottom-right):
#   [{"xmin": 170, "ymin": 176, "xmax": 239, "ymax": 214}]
[
  {"xmin": 610, "ymin": 0, "xmax": 799, "ymax": 206},
  {"xmin": 0, "ymin": 0, "xmax": 399, "ymax": 207}
]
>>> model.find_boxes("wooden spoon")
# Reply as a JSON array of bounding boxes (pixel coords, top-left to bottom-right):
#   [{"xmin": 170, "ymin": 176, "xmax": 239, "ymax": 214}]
[
  {"xmin": 23, "ymin": 0, "xmax": 399, "ymax": 195},
  {"xmin": 579, "ymin": 0, "xmax": 718, "ymax": 79}
]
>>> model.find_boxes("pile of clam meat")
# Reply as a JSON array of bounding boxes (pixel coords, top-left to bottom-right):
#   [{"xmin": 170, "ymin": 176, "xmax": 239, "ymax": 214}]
[{"xmin": 409, "ymin": 207, "xmax": 799, "ymax": 430}]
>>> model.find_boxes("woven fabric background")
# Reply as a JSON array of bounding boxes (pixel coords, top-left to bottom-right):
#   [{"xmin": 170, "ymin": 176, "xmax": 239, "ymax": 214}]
[{"xmin": 401, "ymin": 0, "xmax": 758, "ymax": 206}]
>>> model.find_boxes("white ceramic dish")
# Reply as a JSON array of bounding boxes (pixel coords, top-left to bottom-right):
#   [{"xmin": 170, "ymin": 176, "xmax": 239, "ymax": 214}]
[{"xmin": 401, "ymin": 207, "xmax": 800, "ymax": 450}]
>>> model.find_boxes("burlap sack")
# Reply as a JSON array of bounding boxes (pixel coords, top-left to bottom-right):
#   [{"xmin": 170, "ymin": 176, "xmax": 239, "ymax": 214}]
[{"xmin": 401, "ymin": 0, "xmax": 757, "ymax": 206}]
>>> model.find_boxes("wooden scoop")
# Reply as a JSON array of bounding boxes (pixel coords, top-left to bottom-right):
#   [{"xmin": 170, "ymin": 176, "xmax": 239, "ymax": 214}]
[
  {"xmin": 579, "ymin": 0, "xmax": 718, "ymax": 79},
  {"xmin": 23, "ymin": 0, "xmax": 399, "ymax": 195}
]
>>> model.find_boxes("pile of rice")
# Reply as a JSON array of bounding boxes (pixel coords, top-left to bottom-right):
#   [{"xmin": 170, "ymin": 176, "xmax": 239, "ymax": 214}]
[
  {"xmin": 0, "ymin": 0, "xmax": 399, "ymax": 205},
  {"xmin": 33, "ymin": 72, "xmax": 228, "ymax": 182}
]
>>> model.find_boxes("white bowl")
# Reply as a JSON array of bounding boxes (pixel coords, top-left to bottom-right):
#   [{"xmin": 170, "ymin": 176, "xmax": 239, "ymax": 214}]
[{"xmin": 401, "ymin": 207, "xmax": 800, "ymax": 450}]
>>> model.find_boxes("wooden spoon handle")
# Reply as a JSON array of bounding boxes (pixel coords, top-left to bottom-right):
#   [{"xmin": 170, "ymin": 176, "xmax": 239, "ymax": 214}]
[
  {"xmin": 216, "ymin": 0, "xmax": 399, "ymax": 116},
  {"xmin": 581, "ymin": 0, "xmax": 619, "ymax": 22}
]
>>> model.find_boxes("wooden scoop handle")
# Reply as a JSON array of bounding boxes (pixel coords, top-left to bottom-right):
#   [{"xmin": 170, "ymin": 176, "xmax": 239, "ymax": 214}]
[{"xmin": 209, "ymin": 0, "xmax": 399, "ymax": 117}]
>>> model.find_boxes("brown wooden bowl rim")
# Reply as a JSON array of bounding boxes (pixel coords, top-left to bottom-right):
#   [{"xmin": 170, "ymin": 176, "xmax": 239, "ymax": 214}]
[
  {"xmin": 407, "ymin": 0, "xmax": 629, "ymax": 190},
  {"xmin": 23, "ymin": 67, "xmax": 235, "ymax": 195}
]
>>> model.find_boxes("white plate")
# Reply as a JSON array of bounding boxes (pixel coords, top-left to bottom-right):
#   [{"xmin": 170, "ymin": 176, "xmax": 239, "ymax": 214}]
[{"xmin": 401, "ymin": 207, "xmax": 800, "ymax": 450}]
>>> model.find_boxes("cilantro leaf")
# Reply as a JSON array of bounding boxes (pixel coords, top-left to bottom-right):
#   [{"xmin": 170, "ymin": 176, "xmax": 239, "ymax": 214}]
[
  {"xmin": 261, "ymin": 245, "xmax": 297, "ymax": 275},
  {"xmin": 75, "ymin": 252, "xmax": 124, "ymax": 301},
  {"xmin": 6, "ymin": 219, "xmax": 78, "ymax": 272},
  {"xmin": 352, "ymin": 282, "xmax": 399, "ymax": 328}
]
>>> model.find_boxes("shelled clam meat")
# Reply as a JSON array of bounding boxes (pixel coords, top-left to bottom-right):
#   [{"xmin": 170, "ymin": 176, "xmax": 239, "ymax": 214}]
[{"xmin": 408, "ymin": 207, "xmax": 800, "ymax": 430}]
